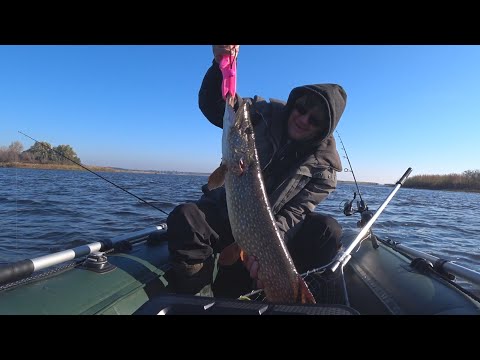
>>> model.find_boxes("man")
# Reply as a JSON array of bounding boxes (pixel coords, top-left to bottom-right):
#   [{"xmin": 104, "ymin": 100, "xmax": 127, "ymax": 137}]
[{"xmin": 165, "ymin": 45, "xmax": 347, "ymax": 297}]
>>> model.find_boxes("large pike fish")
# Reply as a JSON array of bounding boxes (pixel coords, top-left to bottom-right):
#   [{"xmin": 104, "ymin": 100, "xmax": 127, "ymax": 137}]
[{"xmin": 208, "ymin": 98, "xmax": 316, "ymax": 304}]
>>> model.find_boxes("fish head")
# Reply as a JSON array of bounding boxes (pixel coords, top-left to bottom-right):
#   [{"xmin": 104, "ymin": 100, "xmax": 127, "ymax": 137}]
[
  {"xmin": 209, "ymin": 99, "xmax": 257, "ymax": 190},
  {"xmin": 223, "ymin": 100, "xmax": 256, "ymax": 175}
]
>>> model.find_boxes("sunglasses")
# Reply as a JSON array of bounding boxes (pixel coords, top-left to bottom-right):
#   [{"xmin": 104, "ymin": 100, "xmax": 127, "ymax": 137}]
[{"xmin": 293, "ymin": 102, "xmax": 323, "ymax": 128}]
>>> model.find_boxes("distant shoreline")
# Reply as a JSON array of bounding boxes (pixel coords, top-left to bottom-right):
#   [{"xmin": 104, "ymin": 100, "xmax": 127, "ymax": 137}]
[
  {"xmin": 338, "ymin": 180, "xmax": 381, "ymax": 186},
  {"xmin": 403, "ymin": 186, "xmax": 480, "ymax": 194},
  {"xmin": 0, "ymin": 162, "xmax": 210, "ymax": 177},
  {"xmin": 3, "ymin": 162, "xmax": 479, "ymax": 194}
]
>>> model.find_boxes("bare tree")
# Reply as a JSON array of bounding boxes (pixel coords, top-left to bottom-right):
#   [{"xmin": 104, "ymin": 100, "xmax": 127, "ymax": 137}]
[
  {"xmin": 9, "ymin": 141, "xmax": 23, "ymax": 154},
  {"xmin": 20, "ymin": 151, "xmax": 34, "ymax": 162},
  {"xmin": 0, "ymin": 146, "xmax": 8, "ymax": 162},
  {"xmin": 8, "ymin": 141, "xmax": 24, "ymax": 162}
]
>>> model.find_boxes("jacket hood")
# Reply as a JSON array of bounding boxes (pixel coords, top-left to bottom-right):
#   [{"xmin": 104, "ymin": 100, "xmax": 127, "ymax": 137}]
[
  {"xmin": 283, "ymin": 83, "xmax": 346, "ymax": 171},
  {"xmin": 285, "ymin": 83, "xmax": 347, "ymax": 141}
]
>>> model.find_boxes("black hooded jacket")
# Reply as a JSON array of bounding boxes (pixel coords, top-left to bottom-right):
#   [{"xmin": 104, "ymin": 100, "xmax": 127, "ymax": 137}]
[{"xmin": 198, "ymin": 60, "xmax": 346, "ymax": 243}]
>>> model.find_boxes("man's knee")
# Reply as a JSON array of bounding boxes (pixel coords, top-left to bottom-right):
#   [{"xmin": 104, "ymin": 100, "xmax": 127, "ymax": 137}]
[
  {"xmin": 289, "ymin": 213, "xmax": 343, "ymax": 272},
  {"xmin": 168, "ymin": 203, "xmax": 201, "ymax": 223},
  {"xmin": 166, "ymin": 202, "xmax": 215, "ymax": 262},
  {"xmin": 304, "ymin": 212, "xmax": 342, "ymax": 249}
]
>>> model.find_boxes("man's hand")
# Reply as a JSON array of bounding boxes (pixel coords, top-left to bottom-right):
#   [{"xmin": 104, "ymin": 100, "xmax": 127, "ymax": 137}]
[
  {"xmin": 213, "ymin": 45, "xmax": 240, "ymax": 64},
  {"xmin": 242, "ymin": 252, "xmax": 264, "ymax": 289}
]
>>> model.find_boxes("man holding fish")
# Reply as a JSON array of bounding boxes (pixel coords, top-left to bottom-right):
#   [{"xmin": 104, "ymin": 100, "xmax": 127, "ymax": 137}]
[{"xmin": 165, "ymin": 45, "xmax": 347, "ymax": 303}]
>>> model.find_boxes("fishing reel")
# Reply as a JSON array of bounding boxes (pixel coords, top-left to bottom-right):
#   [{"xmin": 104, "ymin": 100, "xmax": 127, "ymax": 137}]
[
  {"xmin": 341, "ymin": 192, "xmax": 378, "ymax": 248},
  {"xmin": 340, "ymin": 192, "xmax": 375, "ymax": 230},
  {"xmin": 341, "ymin": 192, "xmax": 368, "ymax": 216},
  {"xmin": 335, "ymin": 132, "xmax": 375, "ymax": 235}
]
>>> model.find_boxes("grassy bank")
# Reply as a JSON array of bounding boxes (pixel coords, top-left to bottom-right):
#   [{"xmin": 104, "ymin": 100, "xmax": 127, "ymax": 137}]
[
  {"xmin": 0, "ymin": 162, "xmax": 210, "ymax": 176},
  {"xmin": 404, "ymin": 171, "xmax": 480, "ymax": 194},
  {"xmin": 0, "ymin": 162, "xmax": 138, "ymax": 173}
]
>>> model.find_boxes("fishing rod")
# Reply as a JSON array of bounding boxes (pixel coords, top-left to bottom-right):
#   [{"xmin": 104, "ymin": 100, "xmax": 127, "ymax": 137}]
[
  {"xmin": 18, "ymin": 131, "xmax": 169, "ymax": 216},
  {"xmin": 336, "ymin": 131, "xmax": 367, "ymax": 216}
]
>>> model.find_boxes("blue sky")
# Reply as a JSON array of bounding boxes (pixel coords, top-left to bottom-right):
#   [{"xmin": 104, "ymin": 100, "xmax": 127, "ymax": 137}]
[{"xmin": 1, "ymin": 45, "xmax": 479, "ymax": 184}]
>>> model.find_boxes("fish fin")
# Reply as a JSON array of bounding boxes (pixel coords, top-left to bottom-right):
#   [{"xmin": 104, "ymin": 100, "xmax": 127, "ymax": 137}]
[
  {"xmin": 207, "ymin": 162, "xmax": 228, "ymax": 190},
  {"xmin": 297, "ymin": 275, "xmax": 316, "ymax": 304},
  {"xmin": 218, "ymin": 242, "xmax": 242, "ymax": 266}
]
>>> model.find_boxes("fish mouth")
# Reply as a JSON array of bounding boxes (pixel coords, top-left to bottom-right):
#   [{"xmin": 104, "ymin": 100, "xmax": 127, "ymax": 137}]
[{"xmin": 224, "ymin": 101, "xmax": 236, "ymax": 130}]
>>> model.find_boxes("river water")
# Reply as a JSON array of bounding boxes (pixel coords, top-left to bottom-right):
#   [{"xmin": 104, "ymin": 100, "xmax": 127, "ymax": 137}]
[{"xmin": 1, "ymin": 168, "xmax": 479, "ymax": 293}]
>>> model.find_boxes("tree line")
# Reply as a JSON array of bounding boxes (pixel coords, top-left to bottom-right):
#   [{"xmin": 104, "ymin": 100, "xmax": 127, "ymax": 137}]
[
  {"xmin": 403, "ymin": 170, "xmax": 480, "ymax": 192},
  {"xmin": 0, "ymin": 141, "xmax": 81, "ymax": 165}
]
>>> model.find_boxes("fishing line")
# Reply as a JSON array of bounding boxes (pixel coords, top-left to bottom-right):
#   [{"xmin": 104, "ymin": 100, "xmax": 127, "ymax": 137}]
[
  {"xmin": 18, "ymin": 131, "xmax": 170, "ymax": 216},
  {"xmin": 335, "ymin": 131, "xmax": 364, "ymax": 205}
]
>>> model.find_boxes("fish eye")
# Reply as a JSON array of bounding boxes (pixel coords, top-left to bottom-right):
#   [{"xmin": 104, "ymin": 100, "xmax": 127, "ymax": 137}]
[{"xmin": 245, "ymin": 127, "xmax": 253, "ymax": 135}]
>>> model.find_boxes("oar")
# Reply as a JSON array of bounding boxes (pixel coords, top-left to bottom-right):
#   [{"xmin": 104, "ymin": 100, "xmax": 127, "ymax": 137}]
[{"xmin": 0, "ymin": 224, "xmax": 166, "ymax": 285}]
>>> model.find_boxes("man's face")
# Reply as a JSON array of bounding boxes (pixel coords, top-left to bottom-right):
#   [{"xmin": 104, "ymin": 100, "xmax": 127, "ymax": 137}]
[{"xmin": 287, "ymin": 96, "xmax": 328, "ymax": 142}]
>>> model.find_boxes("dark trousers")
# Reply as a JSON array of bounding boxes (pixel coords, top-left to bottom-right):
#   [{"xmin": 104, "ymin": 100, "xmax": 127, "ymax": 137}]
[
  {"xmin": 167, "ymin": 201, "xmax": 235, "ymax": 265},
  {"xmin": 167, "ymin": 202, "xmax": 342, "ymax": 298}
]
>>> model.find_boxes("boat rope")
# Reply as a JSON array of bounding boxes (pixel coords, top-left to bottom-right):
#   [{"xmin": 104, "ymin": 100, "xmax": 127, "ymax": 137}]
[{"xmin": 18, "ymin": 131, "xmax": 169, "ymax": 216}]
